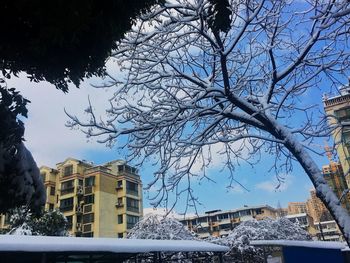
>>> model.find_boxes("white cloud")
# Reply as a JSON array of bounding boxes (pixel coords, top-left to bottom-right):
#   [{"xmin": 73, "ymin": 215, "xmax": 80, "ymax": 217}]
[
  {"xmin": 255, "ymin": 174, "xmax": 293, "ymax": 193},
  {"xmin": 6, "ymin": 74, "xmax": 115, "ymax": 167}
]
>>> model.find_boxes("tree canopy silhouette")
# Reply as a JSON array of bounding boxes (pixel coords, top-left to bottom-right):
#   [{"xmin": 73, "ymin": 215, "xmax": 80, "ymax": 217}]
[{"xmin": 0, "ymin": 0, "xmax": 162, "ymax": 91}]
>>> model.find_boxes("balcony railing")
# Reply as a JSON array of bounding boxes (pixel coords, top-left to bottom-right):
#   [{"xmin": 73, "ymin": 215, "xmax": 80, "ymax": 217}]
[
  {"xmin": 60, "ymin": 205, "xmax": 73, "ymax": 212},
  {"xmin": 85, "ymin": 166, "xmax": 111, "ymax": 174},
  {"xmin": 126, "ymin": 206, "xmax": 139, "ymax": 213},
  {"xmin": 127, "ymin": 223, "xmax": 136, "ymax": 229},
  {"xmin": 126, "ymin": 189, "xmax": 139, "ymax": 196}
]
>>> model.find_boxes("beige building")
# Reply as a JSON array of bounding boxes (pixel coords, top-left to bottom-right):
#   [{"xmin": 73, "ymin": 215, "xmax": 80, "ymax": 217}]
[
  {"xmin": 323, "ymin": 85, "xmax": 350, "ymax": 186},
  {"xmin": 322, "ymin": 162, "xmax": 350, "ymax": 212},
  {"xmin": 306, "ymin": 189, "xmax": 331, "ymax": 223},
  {"xmin": 179, "ymin": 205, "xmax": 277, "ymax": 238},
  {"xmin": 287, "ymin": 202, "xmax": 307, "ymax": 215},
  {"xmin": 1, "ymin": 158, "xmax": 143, "ymax": 238}
]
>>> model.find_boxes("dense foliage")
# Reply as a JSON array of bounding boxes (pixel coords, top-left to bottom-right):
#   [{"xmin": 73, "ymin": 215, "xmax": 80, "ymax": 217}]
[
  {"xmin": 0, "ymin": 0, "xmax": 162, "ymax": 91},
  {"xmin": 0, "ymin": 81, "xmax": 45, "ymax": 212}
]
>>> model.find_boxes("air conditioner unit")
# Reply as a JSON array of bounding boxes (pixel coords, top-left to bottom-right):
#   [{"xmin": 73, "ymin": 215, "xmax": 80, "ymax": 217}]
[
  {"xmin": 76, "ymin": 206, "xmax": 83, "ymax": 213},
  {"xmin": 77, "ymin": 189, "xmax": 84, "ymax": 195},
  {"xmin": 116, "ymin": 202, "xmax": 124, "ymax": 207}
]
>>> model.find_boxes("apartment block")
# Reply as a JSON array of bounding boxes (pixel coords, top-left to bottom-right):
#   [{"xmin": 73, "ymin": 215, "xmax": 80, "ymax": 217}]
[
  {"xmin": 3, "ymin": 158, "xmax": 143, "ymax": 238},
  {"xmin": 179, "ymin": 205, "xmax": 276, "ymax": 238}
]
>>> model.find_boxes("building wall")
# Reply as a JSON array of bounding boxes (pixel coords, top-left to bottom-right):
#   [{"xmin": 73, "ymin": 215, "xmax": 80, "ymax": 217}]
[
  {"xmin": 287, "ymin": 202, "xmax": 307, "ymax": 215},
  {"xmin": 323, "ymin": 88, "xmax": 350, "ymax": 186},
  {"xmin": 322, "ymin": 162, "xmax": 350, "ymax": 212}
]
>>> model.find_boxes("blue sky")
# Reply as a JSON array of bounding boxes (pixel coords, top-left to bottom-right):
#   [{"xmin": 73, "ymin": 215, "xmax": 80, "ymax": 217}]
[{"xmin": 6, "ymin": 71, "xmax": 331, "ymax": 215}]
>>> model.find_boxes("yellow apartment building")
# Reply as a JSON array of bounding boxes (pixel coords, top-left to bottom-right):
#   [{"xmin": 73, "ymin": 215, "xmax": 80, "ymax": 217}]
[
  {"xmin": 323, "ymin": 85, "xmax": 350, "ymax": 186},
  {"xmin": 0, "ymin": 158, "xmax": 143, "ymax": 238}
]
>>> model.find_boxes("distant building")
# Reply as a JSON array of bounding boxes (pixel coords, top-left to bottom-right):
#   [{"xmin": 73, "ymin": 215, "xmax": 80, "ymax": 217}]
[
  {"xmin": 322, "ymin": 162, "xmax": 350, "ymax": 212},
  {"xmin": 323, "ymin": 84, "xmax": 350, "ymax": 186},
  {"xmin": 314, "ymin": 220, "xmax": 344, "ymax": 242},
  {"xmin": 0, "ymin": 158, "xmax": 143, "ymax": 238},
  {"xmin": 285, "ymin": 213, "xmax": 316, "ymax": 236},
  {"xmin": 179, "ymin": 205, "xmax": 276, "ymax": 238},
  {"xmin": 287, "ymin": 202, "xmax": 307, "ymax": 215},
  {"xmin": 306, "ymin": 189, "xmax": 331, "ymax": 223}
]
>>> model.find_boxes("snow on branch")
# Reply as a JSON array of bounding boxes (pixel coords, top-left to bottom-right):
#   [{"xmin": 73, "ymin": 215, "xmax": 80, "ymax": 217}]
[{"xmin": 67, "ymin": 0, "xmax": 350, "ymax": 244}]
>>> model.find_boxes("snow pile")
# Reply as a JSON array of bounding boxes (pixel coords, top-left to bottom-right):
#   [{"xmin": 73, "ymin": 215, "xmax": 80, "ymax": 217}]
[{"xmin": 127, "ymin": 214, "xmax": 196, "ymax": 240}]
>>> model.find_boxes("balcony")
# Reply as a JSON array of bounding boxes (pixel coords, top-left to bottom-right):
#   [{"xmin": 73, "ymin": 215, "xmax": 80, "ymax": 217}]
[
  {"xmin": 126, "ymin": 189, "xmax": 139, "ymax": 196},
  {"xmin": 59, "ymin": 205, "xmax": 73, "ymax": 212},
  {"xmin": 126, "ymin": 206, "xmax": 139, "ymax": 213},
  {"xmin": 127, "ymin": 223, "xmax": 136, "ymax": 229},
  {"xmin": 60, "ymin": 187, "xmax": 74, "ymax": 196}
]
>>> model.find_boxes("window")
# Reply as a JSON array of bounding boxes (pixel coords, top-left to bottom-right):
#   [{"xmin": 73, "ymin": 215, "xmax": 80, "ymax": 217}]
[
  {"xmin": 118, "ymin": 215, "xmax": 123, "ymax": 224},
  {"xmin": 126, "ymin": 181, "xmax": 138, "ymax": 196},
  {"xmin": 126, "ymin": 198, "xmax": 139, "ymax": 213},
  {"xmin": 50, "ymin": 186, "xmax": 55, "ymax": 196},
  {"xmin": 118, "ymin": 165, "xmax": 137, "ymax": 174},
  {"xmin": 63, "ymin": 165, "xmax": 73, "ymax": 176},
  {"xmin": 84, "ymin": 194, "xmax": 94, "ymax": 204},
  {"xmin": 85, "ymin": 176, "xmax": 95, "ymax": 187},
  {"xmin": 118, "ymin": 233, "xmax": 124, "ymax": 238},
  {"xmin": 240, "ymin": 210, "xmax": 251, "ymax": 216},
  {"xmin": 126, "ymin": 215, "xmax": 139, "ymax": 229},
  {"xmin": 83, "ymin": 213, "xmax": 94, "ymax": 224},
  {"xmin": 218, "ymin": 214, "xmax": 229, "ymax": 220},
  {"xmin": 49, "ymin": 204, "xmax": 54, "ymax": 211},
  {"xmin": 61, "ymin": 180, "xmax": 74, "ymax": 189},
  {"xmin": 61, "ymin": 180, "xmax": 74, "ymax": 195},
  {"xmin": 198, "ymin": 217, "xmax": 207, "ymax": 223},
  {"xmin": 60, "ymin": 197, "xmax": 73, "ymax": 211}
]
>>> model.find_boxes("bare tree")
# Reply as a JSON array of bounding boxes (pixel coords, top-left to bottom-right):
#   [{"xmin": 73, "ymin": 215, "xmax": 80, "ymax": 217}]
[{"xmin": 67, "ymin": 0, "xmax": 350, "ymax": 243}]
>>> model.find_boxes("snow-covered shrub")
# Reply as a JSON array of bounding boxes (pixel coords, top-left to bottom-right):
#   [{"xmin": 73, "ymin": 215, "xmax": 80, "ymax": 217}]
[
  {"xmin": 8, "ymin": 207, "xmax": 68, "ymax": 236},
  {"xmin": 127, "ymin": 214, "xmax": 195, "ymax": 240},
  {"xmin": 207, "ymin": 218, "xmax": 311, "ymax": 263},
  {"xmin": 127, "ymin": 214, "xmax": 196, "ymax": 262}
]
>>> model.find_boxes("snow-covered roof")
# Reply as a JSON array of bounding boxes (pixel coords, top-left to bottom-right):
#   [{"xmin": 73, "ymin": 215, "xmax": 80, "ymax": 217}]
[
  {"xmin": 181, "ymin": 204, "xmax": 275, "ymax": 220},
  {"xmin": 251, "ymin": 240, "xmax": 347, "ymax": 250},
  {"xmin": 0, "ymin": 235, "xmax": 229, "ymax": 253}
]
